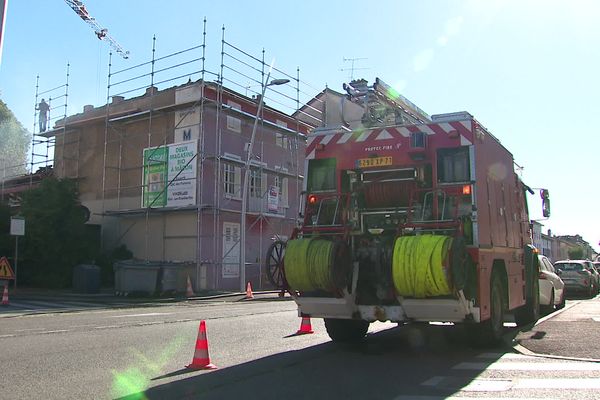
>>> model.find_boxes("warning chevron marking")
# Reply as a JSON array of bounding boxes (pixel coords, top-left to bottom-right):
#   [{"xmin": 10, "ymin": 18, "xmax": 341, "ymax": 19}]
[{"xmin": 0, "ymin": 257, "xmax": 15, "ymax": 280}]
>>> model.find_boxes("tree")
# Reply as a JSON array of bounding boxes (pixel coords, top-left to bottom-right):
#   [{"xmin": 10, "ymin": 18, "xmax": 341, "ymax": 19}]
[
  {"xmin": 568, "ymin": 246, "xmax": 584, "ymax": 260},
  {"xmin": 18, "ymin": 177, "xmax": 96, "ymax": 288},
  {"xmin": 0, "ymin": 99, "xmax": 31, "ymax": 176}
]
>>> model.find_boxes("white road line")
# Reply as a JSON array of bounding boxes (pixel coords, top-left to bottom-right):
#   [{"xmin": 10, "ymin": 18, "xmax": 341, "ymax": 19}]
[
  {"xmin": 476, "ymin": 352, "xmax": 536, "ymax": 359},
  {"xmin": 514, "ymin": 378, "xmax": 600, "ymax": 389},
  {"xmin": 39, "ymin": 330, "xmax": 69, "ymax": 334},
  {"xmin": 395, "ymin": 397, "xmax": 561, "ymax": 400},
  {"xmin": 94, "ymin": 325, "xmax": 120, "ymax": 330},
  {"xmin": 111, "ymin": 312, "xmax": 171, "ymax": 318},
  {"xmin": 454, "ymin": 361, "xmax": 600, "ymax": 371},
  {"xmin": 14, "ymin": 328, "xmax": 46, "ymax": 332},
  {"xmin": 0, "ymin": 334, "xmax": 16, "ymax": 338}
]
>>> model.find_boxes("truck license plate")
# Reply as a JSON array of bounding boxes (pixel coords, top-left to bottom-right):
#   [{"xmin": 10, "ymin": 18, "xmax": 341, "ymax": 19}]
[{"xmin": 357, "ymin": 156, "xmax": 392, "ymax": 168}]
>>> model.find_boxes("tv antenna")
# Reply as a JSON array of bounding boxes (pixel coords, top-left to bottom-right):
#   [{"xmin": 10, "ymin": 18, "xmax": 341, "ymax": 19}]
[{"xmin": 340, "ymin": 57, "xmax": 369, "ymax": 81}]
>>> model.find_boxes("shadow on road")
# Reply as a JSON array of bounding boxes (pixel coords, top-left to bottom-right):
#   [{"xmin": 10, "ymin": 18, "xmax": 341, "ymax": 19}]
[{"xmin": 117, "ymin": 324, "xmax": 510, "ymax": 400}]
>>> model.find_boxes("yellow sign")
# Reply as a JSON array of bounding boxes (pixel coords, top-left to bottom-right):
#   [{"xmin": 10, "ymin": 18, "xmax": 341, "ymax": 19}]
[
  {"xmin": 357, "ymin": 156, "xmax": 393, "ymax": 168},
  {"xmin": 0, "ymin": 257, "xmax": 15, "ymax": 280}
]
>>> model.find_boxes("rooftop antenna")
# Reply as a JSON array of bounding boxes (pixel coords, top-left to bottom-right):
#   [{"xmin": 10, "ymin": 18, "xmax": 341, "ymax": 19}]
[
  {"xmin": 340, "ymin": 57, "xmax": 369, "ymax": 81},
  {"xmin": 64, "ymin": 0, "xmax": 130, "ymax": 59}
]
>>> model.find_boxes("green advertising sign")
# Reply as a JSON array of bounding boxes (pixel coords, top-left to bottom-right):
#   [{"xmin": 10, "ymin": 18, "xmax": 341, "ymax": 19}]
[{"xmin": 142, "ymin": 146, "xmax": 168, "ymax": 207}]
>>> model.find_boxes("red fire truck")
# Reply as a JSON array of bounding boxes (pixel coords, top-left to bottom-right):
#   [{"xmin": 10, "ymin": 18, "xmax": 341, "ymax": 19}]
[{"xmin": 266, "ymin": 78, "xmax": 548, "ymax": 345}]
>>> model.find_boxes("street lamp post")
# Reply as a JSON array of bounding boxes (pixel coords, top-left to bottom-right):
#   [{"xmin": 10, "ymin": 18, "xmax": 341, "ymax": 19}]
[{"xmin": 239, "ymin": 74, "xmax": 289, "ymax": 292}]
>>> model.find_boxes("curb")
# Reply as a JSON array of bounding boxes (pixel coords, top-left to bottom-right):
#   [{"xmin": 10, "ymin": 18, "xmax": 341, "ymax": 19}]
[{"xmin": 512, "ymin": 300, "xmax": 600, "ymax": 363}]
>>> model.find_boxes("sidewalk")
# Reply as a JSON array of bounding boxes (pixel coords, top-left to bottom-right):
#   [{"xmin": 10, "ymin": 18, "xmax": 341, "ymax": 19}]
[{"xmin": 515, "ymin": 296, "xmax": 600, "ymax": 361}]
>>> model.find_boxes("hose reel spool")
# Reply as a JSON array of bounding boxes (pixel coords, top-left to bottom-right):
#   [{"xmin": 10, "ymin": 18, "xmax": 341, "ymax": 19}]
[
  {"xmin": 392, "ymin": 234, "xmax": 469, "ymax": 298},
  {"xmin": 284, "ymin": 238, "xmax": 350, "ymax": 293}
]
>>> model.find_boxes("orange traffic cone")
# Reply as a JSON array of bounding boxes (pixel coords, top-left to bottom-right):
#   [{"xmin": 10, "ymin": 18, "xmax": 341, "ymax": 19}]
[
  {"xmin": 186, "ymin": 275, "xmax": 195, "ymax": 297},
  {"xmin": 296, "ymin": 316, "xmax": 314, "ymax": 335},
  {"xmin": 186, "ymin": 320, "xmax": 217, "ymax": 370},
  {"xmin": 245, "ymin": 281, "xmax": 254, "ymax": 299},
  {"xmin": 1, "ymin": 285, "xmax": 9, "ymax": 306}
]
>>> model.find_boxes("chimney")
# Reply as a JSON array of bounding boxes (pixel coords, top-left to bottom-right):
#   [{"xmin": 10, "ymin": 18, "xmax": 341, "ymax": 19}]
[
  {"xmin": 111, "ymin": 96, "xmax": 125, "ymax": 104},
  {"xmin": 145, "ymin": 86, "xmax": 157, "ymax": 96},
  {"xmin": 83, "ymin": 105, "xmax": 94, "ymax": 113}
]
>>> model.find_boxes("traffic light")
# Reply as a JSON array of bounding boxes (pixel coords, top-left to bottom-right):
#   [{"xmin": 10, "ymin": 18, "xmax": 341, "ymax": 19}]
[{"xmin": 540, "ymin": 189, "xmax": 550, "ymax": 217}]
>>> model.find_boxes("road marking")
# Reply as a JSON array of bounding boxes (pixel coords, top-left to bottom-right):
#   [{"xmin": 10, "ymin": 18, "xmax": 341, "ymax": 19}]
[
  {"xmin": 395, "ymin": 397, "xmax": 561, "ymax": 400},
  {"xmin": 453, "ymin": 361, "xmax": 600, "ymax": 371},
  {"xmin": 421, "ymin": 377, "xmax": 512, "ymax": 392},
  {"xmin": 111, "ymin": 312, "xmax": 172, "ymax": 318},
  {"xmin": 14, "ymin": 328, "xmax": 46, "ymax": 332},
  {"xmin": 514, "ymin": 378, "xmax": 600, "ymax": 389},
  {"xmin": 476, "ymin": 352, "xmax": 535, "ymax": 359},
  {"xmin": 39, "ymin": 330, "xmax": 69, "ymax": 334},
  {"xmin": 94, "ymin": 325, "xmax": 120, "ymax": 330},
  {"xmin": 0, "ymin": 334, "xmax": 15, "ymax": 338}
]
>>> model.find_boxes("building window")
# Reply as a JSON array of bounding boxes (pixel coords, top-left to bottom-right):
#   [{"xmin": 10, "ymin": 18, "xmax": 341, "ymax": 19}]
[
  {"xmin": 226, "ymin": 101, "xmax": 241, "ymax": 133},
  {"xmin": 250, "ymin": 169, "xmax": 263, "ymax": 198},
  {"xmin": 274, "ymin": 175, "xmax": 288, "ymax": 207},
  {"xmin": 223, "ymin": 163, "xmax": 241, "ymax": 198},
  {"xmin": 275, "ymin": 132, "xmax": 288, "ymax": 149}
]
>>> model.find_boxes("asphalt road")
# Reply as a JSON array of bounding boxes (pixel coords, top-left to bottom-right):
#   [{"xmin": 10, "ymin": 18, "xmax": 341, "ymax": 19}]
[{"xmin": 1, "ymin": 297, "xmax": 599, "ymax": 400}]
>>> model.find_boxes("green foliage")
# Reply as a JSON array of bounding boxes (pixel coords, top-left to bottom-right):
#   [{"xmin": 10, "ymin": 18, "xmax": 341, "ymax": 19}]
[
  {"xmin": 0, "ymin": 99, "xmax": 31, "ymax": 176},
  {"xmin": 18, "ymin": 178, "xmax": 96, "ymax": 288},
  {"xmin": 568, "ymin": 246, "xmax": 584, "ymax": 260}
]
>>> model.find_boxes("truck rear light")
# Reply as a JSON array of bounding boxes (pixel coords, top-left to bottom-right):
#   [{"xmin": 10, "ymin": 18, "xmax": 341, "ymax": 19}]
[
  {"xmin": 308, "ymin": 195, "xmax": 317, "ymax": 205},
  {"xmin": 462, "ymin": 185, "xmax": 472, "ymax": 195}
]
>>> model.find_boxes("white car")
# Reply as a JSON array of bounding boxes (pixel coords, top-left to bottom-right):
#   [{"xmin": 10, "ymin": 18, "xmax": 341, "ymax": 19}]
[{"xmin": 538, "ymin": 255, "xmax": 565, "ymax": 313}]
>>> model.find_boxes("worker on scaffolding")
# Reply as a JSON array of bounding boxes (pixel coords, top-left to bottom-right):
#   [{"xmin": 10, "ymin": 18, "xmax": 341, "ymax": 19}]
[{"xmin": 36, "ymin": 98, "xmax": 50, "ymax": 132}]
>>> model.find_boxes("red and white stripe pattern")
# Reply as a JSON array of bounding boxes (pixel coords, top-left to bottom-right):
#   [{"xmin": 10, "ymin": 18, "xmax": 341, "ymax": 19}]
[{"xmin": 306, "ymin": 120, "xmax": 473, "ymax": 160}]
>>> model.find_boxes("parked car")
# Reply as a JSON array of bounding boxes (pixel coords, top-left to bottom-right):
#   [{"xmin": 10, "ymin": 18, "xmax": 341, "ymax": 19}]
[
  {"xmin": 554, "ymin": 260, "xmax": 596, "ymax": 297},
  {"xmin": 583, "ymin": 260, "xmax": 600, "ymax": 294},
  {"xmin": 594, "ymin": 262, "xmax": 600, "ymax": 277},
  {"xmin": 538, "ymin": 255, "xmax": 565, "ymax": 313}
]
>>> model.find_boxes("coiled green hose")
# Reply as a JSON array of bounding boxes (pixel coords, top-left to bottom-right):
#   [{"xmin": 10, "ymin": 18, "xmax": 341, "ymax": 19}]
[
  {"xmin": 285, "ymin": 238, "xmax": 334, "ymax": 292},
  {"xmin": 392, "ymin": 235, "xmax": 453, "ymax": 298}
]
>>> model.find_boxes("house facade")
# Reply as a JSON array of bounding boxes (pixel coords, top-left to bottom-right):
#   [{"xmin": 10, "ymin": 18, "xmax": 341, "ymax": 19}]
[{"xmin": 48, "ymin": 81, "xmax": 313, "ymax": 291}]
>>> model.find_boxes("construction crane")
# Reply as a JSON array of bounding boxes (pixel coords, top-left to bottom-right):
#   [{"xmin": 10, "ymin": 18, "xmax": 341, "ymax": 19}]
[{"xmin": 64, "ymin": 0, "xmax": 129, "ymax": 59}]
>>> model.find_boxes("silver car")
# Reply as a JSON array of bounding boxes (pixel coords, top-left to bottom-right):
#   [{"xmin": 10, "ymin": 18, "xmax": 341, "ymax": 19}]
[{"xmin": 554, "ymin": 260, "xmax": 595, "ymax": 297}]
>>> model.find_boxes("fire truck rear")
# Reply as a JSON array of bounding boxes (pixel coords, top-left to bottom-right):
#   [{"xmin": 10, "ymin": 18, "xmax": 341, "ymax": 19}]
[{"xmin": 266, "ymin": 78, "xmax": 548, "ymax": 345}]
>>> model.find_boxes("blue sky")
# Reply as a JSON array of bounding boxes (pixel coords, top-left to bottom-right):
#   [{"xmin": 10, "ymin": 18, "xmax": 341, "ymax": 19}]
[{"xmin": 1, "ymin": 0, "xmax": 599, "ymax": 252}]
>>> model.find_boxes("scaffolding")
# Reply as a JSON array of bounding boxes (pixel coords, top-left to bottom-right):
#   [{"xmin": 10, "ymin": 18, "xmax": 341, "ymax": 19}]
[
  {"xmin": 44, "ymin": 19, "xmax": 324, "ymax": 291},
  {"xmin": 0, "ymin": 64, "xmax": 71, "ymax": 203}
]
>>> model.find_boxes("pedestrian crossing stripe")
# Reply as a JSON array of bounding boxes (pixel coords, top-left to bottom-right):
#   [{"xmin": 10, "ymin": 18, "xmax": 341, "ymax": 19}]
[{"xmin": 0, "ymin": 256, "xmax": 15, "ymax": 280}]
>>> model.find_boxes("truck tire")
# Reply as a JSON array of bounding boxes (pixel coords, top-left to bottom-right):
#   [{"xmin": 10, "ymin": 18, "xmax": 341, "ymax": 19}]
[
  {"xmin": 324, "ymin": 318, "xmax": 369, "ymax": 343},
  {"xmin": 467, "ymin": 271, "xmax": 505, "ymax": 347},
  {"xmin": 515, "ymin": 246, "xmax": 540, "ymax": 327},
  {"xmin": 515, "ymin": 275, "xmax": 540, "ymax": 326}
]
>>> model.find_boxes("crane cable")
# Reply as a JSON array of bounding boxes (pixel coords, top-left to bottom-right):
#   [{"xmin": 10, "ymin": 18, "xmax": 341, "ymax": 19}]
[
  {"xmin": 392, "ymin": 235, "xmax": 453, "ymax": 298},
  {"xmin": 284, "ymin": 238, "xmax": 334, "ymax": 292}
]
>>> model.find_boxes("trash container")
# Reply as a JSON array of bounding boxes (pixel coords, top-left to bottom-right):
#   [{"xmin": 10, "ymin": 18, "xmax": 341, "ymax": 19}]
[
  {"xmin": 159, "ymin": 262, "xmax": 196, "ymax": 294},
  {"xmin": 72, "ymin": 264, "xmax": 101, "ymax": 294},
  {"xmin": 113, "ymin": 261, "xmax": 161, "ymax": 295}
]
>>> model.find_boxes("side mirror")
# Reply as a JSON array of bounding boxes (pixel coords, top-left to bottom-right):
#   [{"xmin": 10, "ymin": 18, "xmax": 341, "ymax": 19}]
[{"xmin": 540, "ymin": 189, "xmax": 551, "ymax": 218}]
